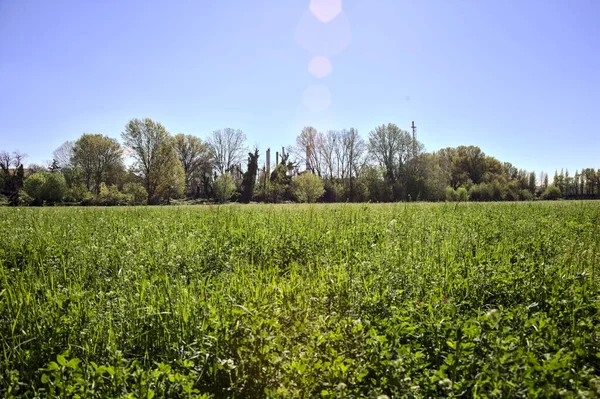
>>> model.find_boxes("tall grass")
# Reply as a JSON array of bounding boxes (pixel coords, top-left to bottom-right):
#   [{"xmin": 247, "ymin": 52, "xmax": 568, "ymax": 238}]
[{"xmin": 0, "ymin": 202, "xmax": 599, "ymax": 397}]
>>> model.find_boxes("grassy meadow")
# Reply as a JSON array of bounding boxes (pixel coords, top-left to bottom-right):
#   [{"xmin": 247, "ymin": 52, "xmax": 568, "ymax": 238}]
[{"xmin": 1, "ymin": 202, "xmax": 599, "ymax": 398}]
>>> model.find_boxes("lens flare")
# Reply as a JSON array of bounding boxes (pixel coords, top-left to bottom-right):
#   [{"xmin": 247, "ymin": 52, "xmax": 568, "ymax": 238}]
[
  {"xmin": 309, "ymin": 0, "xmax": 342, "ymax": 23},
  {"xmin": 295, "ymin": 10, "xmax": 351, "ymax": 56},
  {"xmin": 308, "ymin": 56, "xmax": 332, "ymax": 78}
]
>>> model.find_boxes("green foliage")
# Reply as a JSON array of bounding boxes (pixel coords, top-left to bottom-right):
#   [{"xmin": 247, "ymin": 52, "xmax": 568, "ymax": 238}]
[
  {"xmin": 0, "ymin": 194, "xmax": 8, "ymax": 206},
  {"xmin": 0, "ymin": 203, "xmax": 599, "ymax": 397},
  {"xmin": 23, "ymin": 172, "xmax": 67, "ymax": 205},
  {"xmin": 121, "ymin": 118, "xmax": 184, "ymax": 203},
  {"xmin": 268, "ymin": 163, "xmax": 292, "ymax": 203},
  {"xmin": 445, "ymin": 186, "xmax": 457, "ymax": 201},
  {"xmin": 95, "ymin": 183, "xmax": 131, "ymax": 206},
  {"xmin": 123, "ymin": 182, "xmax": 148, "ymax": 205},
  {"xmin": 293, "ymin": 172, "xmax": 325, "ymax": 203},
  {"xmin": 64, "ymin": 183, "xmax": 93, "ymax": 204},
  {"xmin": 16, "ymin": 190, "xmax": 33, "ymax": 206},
  {"xmin": 152, "ymin": 141, "xmax": 186, "ymax": 203},
  {"xmin": 541, "ymin": 185, "xmax": 562, "ymax": 200},
  {"xmin": 456, "ymin": 186, "xmax": 468, "ymax": 202},
  {"xmin": 519, "ymin": 189, "xmax": 534, "ymax": 201},
  {"xmin": 72, "ymin": 134, "xmax": 123, "ymax": 193},
  {"xmin": 240, "ymin": 149, "xmax": 259, "ymax": 203},
  {"xmin": 214, "ymin": 172, "xmax": 236, "ymax": 203}
]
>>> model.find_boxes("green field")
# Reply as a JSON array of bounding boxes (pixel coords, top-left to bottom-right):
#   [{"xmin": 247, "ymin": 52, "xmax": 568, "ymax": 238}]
[{"xmin": 1, "ymin": 203, "xmax": 599, "ymax": 398}]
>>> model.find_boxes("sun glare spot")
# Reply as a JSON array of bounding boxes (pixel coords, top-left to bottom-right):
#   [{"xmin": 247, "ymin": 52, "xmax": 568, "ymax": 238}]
[
  {"xmin": 309, "ymin": 0, "xmax": 342, "ymax": 23},
  {"xmin": 308, "ymin": 56, "xmax": 332, "ymax": 78},
  {"xmin": 295, "ymin": 10, "xmax": 351, "ymax": 56}
]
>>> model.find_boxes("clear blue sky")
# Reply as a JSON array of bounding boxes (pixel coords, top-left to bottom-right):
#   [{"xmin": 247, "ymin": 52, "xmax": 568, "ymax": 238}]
[{"xmin": 1, "ymin": 0, "xmax": 598, "ymax": 177}]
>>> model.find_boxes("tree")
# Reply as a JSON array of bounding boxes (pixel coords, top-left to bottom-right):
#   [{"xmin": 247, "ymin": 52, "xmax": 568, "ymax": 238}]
[
  {"xmin": 173, "ymin": 134, "xmax": 211, "ymax": 197},
  {"xmin": 293, "ymin": 172, "xmax": 325, "ymax": 203},
  {"xmin": 0, "ymin": 150, "xmax": 27, "ymax": 202},
  {"xmin": 72, "ymin": 134, "xmax": 123, "ymax": 193},
  {"xmin": 320, "ymin": 130, "xmax": 340, "ymax": 179},
  {"xmin": 294, "ymin": 126, "xmax": 323, "ymax": 176},
  {"xmin": 214, "ymin": 172, "xmax": 236, "ymax": 203},
  {"xmin": 52, "ymin": 141, "xmax": 74, "ymax": 170},
  {"xmin": 121, "ymin": 118, "xmax": 183, "ymax": 203},
  {"xmin": 368, "ymin": 123, "xmax": 415, "ymax": 200},
  {"xmin": 240, "ymin": 149, "xmax": 259, "ymax": 203},
  {"xmin": 23, "ymin": 171, "xmax": 67, "ymax": 204},
  {"xmin": 341, "ymin": 128, "xmax": 366, "ymax": 200},
  {"xmin": 208, "ymin": 128, "xmax": 247, "ymax": 175},
  {"xmin": 528, "ymin": 171, "xmax": 537, "ymax": 193},
  {"xmin": 152, "ymin": 139, "xmax": 185, "ymax": 203}
]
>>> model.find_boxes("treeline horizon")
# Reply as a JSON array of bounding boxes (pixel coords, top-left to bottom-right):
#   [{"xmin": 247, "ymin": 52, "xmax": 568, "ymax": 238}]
[{"xmin": 1, "ymin": 117, "xmax": 599, "ymax": 206}]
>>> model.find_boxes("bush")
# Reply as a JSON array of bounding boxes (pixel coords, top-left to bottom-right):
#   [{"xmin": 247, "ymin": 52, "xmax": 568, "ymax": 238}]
[
  {"xmin": 64, "ymin": 184, "xmax": 93, "ymax": 204},
  {"xmin": 445, "ymin": 186, "xmax": 457, "ymax": 202},
  {"xmin": 23, "ymin": 172, "xmax": 67, "ymax": 205},
  {"xmin": 468, "ymin": 184, "xmax": 483, "ymax": 201},
  {"xmin": 17, "ymin": 190, "xmax": 33, "ymax": 206},
  {"xmin": 293, "ymin": 172, "xmax": 325, "ymax": 203},
  {"xmin": 0, "ymin": 194, "xmax": 7, "ymax": 206},
  {"xmin": 123, "ymin": 182, "xmax": 148, "ymax": 205},
  {"xmin": 214, "ymin": 173, "xmax": 236, "ymax": 203},
  {"xmin": 519, "ymin": 189, "xmax": 534, "ymax": 201},
  {"xmin": 487, "ymin": 180, "xmax": 505, "ymax": 201},
  {"xmin": 541, "ymin": 185, "xmax": 562, "ymax": 200},
  {"xmin": 96, "ymin": 183, "xmax": 131, "ymax": 206},
  {"xmin": 456, "ymin": 187, "xmax": 469, "ymax": 202}
]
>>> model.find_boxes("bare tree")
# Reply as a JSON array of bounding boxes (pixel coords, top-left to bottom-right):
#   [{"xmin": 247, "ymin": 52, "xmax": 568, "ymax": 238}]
[
  {"xmin": 208, "ymin": 128, "xmax": 247, "ymax": 175},
  {"xmin": 319, "ymin": 130, "xmax": 340, "ymax": 179},
  {"xmin": 341, "ymin": 128, "xmax": 366, "ymax": 179},
  {"xmin": 52, "ymin": 141, "xmax": 75, "ymax": 169},
  {"xmin": 0, "ymin": 150, "xmax": 26, "ymax": 173},
  {"xmin": 294, "ymin": 126, "xmax": 323, "ymax": 176},
  {"xmin": 341, "ymin": 128, "xmax": 365, "ymax": 198}
]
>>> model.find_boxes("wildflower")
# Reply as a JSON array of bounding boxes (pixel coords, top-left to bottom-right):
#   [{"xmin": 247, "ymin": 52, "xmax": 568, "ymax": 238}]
[{"xmin": 438, "ymin": 378, "xmax": 452, "ymax": 391}]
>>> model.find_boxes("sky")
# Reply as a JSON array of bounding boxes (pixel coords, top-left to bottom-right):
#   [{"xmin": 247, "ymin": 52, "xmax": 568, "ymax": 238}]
[{"xmin": 0, "ymin": 0, "xmax": 598, "ymax": 177}]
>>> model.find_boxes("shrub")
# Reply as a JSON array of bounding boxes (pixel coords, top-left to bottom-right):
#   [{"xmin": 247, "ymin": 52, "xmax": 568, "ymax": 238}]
[
  {"xmin": 456, "ymin": 187, "xmax": 469, "ymax": 202},
  {"xmin": 293, "ymin": 172, "xmax": 325, "ymax": 203},
  {"xmin": 96, "ymin": 183, "xmax": 131, "ymax": 206},
  {"xmin": 64, "ymin": 184, "xmax": 93, "ymax": 204},
  {"xmin": 468, "ymin": 184, "xmax": 483, "ymax": 201},
  {"xmin": 23, "ymin": 172, "xmax": 67, "ymax": 205},
  {"xmin": 445, "ymin": 186, "xmax": 457, "ymax": 202},
  {"xmin": 123, "ymin": 182, "xmax": 148, "ymax": 205},
  {"xmin": 519, "ymin": 189, "xmax": 534, "ymax": 201},
  {"xmin": 214, "ymin": 173, "xmax": 236, "ymax": 203},
  {"xmin": 541, "ymin": 185, "xmax": 562, "ymax": 200},
  {"xmin": 17, "ymin": 190, "xmax": 33, "ymax": 205}
]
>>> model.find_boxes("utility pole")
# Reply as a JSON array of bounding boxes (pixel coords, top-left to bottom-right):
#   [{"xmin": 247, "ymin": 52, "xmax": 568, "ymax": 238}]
[{"xmin": 411, "ymin": 121, "xmax": 417, "ymax": 159}]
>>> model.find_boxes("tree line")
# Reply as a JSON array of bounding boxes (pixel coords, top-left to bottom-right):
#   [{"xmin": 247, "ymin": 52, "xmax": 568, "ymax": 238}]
[{"xmin": 1, "ymin": 117, "xmax": 598, "ymax": 205}]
